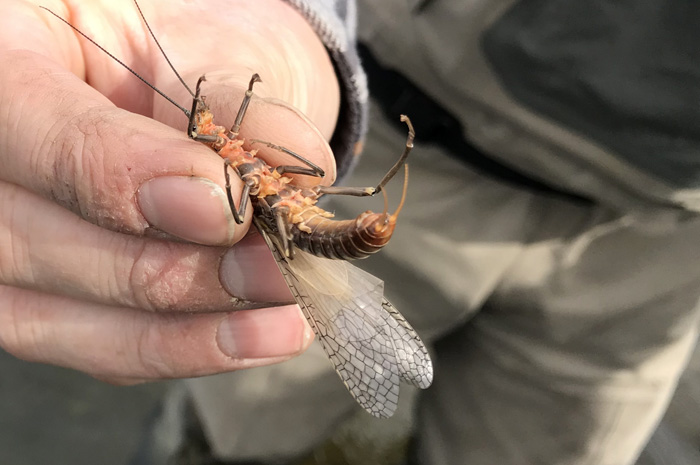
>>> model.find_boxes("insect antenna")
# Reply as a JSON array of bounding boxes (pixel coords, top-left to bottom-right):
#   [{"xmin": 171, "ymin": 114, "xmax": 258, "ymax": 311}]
[
  {"xmin": 389, "ymin": 165, "xmax": 409, "ymax": 220},
  {"xmin": 381, "ymin": 188, "xmax": 390, "ymax": 216},
  {"xmin": 38, "ymin": 5, "xmax": 191, "ymax": 117},
  {"xmin": 130, "ymin": 0, "xmax": 195, "ymax": 99}
]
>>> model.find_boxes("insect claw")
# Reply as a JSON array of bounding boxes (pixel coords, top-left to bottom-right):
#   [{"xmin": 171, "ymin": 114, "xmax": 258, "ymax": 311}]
[
  {"xmin": 400, "ymin": 114, "xmax": 415, "ymax": 139},
  {"xmin": 249, "ymin": 73, "xmax": 262, "ymax": 89}
]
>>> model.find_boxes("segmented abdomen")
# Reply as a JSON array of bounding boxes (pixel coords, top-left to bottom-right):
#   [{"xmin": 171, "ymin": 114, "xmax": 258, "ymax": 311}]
[{"xmin": 292, "ymin": 209, "xmax": 397, "ymax": 260}]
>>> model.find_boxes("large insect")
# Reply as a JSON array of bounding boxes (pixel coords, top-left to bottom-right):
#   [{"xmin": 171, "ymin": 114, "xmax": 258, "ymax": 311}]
[{"xmin": 42, "ymin": 1, "xmax": 433, "ymax": 418}]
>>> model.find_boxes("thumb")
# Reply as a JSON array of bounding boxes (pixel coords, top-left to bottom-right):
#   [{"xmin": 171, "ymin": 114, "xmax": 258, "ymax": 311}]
[{"xmin": 0, "ymin": 49, "xmax": 246, "ymax": 245}]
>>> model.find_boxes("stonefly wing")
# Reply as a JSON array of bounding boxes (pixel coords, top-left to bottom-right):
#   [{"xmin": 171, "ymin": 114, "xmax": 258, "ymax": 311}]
[{"xmin": 255, "ymin": 221, "xmax": 433, "ymax": 418}]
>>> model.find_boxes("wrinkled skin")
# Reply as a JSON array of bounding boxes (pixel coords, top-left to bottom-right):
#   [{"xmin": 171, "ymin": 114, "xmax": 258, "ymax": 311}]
[{"xmin": 0, "ymin": 0, "xmax": 340, "ymax": 384}]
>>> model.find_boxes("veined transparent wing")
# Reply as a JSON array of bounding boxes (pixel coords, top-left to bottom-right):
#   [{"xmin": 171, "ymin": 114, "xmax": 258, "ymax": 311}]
[
  {"xmin": 378, "ymin": 298, "xmax": 433, "ymax": 389},
  {"xmin": 255, "ymin": 222, "xmax": 433, "ymax": 418}
]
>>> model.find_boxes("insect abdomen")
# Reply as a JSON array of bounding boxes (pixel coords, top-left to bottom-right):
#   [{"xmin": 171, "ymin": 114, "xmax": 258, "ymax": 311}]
[{"xmin": 292, "ymin": 210, "xmax": 397, "ymax": 260}]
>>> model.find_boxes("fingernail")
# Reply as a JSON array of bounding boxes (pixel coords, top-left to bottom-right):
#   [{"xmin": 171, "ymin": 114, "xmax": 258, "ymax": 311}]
[
  {"xmin": 220, "ymin": 234, "xmax": 293, "ymax": 302},
  {"xmin": 138, "ymin": 176, "xmax": 234, "ymax": 245},
  {"xmin": 217, "ymin": 306, "xmax": 310, "ymax": 359}
]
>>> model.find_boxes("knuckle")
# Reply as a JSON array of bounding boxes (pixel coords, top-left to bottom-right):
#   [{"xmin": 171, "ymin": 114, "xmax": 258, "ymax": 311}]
[
  {"xmin": 45, "ymin": 117, "xmax": 83, "ymax": 216},
  {"xmin": 0, "ymin": 184, "xmax": 29, "ymax": 287},
  {"xmin": 127, "ymin": 240, "xmax": 228, "ymax": 312},
  {"xmin": 0, "ymin": 287, "xmax": 43, "ymax": 362},
  {"xmin": 132, "ymin": 315, "xmax": 185, "ymax": 379},
  {"xmin": 130, "ymin": 313, "xmax": 225, "ymax": 380},
  {"xmin": 127, "ymin": 240, "xmax": 187, "ymax": 312},
  {"xmin": 47, "ymin": 107, "xmax": 145, "ymax": 233}
]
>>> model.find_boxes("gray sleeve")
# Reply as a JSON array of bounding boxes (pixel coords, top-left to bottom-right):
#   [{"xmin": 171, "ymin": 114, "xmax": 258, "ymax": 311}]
[{"xmin": 282, "ymin": 0, "xmax": 368, "ymax": 180}]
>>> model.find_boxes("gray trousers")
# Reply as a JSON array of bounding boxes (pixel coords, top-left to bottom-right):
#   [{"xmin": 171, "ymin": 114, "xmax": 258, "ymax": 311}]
[{"xmin": 181, "ymin": 103, "xmax": 700, "ymax": 465}]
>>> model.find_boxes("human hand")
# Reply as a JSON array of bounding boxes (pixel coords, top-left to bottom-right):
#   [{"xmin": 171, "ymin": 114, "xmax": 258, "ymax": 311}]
[{"xmin": 0, "ymin": 0, "xmax": 340, "ymax": 384}]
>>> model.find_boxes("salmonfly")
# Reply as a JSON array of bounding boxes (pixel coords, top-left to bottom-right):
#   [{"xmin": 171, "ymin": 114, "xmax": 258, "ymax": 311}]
[{"xmin": 41, "ymin": 1, "xmax": 433, "ymax": 418}]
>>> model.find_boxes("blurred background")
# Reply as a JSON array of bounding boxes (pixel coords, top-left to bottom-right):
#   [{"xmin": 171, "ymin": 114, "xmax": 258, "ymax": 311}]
[{"xmin": 1, "ymin": 326, "xmax": 699, "ymax": 464}]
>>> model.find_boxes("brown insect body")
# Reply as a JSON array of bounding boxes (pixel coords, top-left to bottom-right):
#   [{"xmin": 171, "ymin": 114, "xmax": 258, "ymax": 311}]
[
  {"xmin": 195, "ymin": 107, "xmax": 397, "ymax": 260},
  {"xmin": 291, "ymin": 209, "xmax": 397, "ymax": 260}
]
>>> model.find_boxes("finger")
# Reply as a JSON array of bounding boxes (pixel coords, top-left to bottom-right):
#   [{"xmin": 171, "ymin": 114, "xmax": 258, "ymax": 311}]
[
  {"xmin": 138, "ymin": 0, "xmax": 341, "ymax": 137},
  {"xmin": 37, "ymin": 0, "xmax": 339, "ymax": 186},
  {"xmin": 0, "ymin": 285, "xmax": 313, "ymax": 381},
  {"xmin": 0, "ymin": 49, "xmax": 246, "ymax": 246},
  {"xmin": 178, "ymin": 81, "xmax": 338, "ymax": 187},
  {"xmin": 134, "ymin": 0, "xmax": 340, "ymax": 186},
  {"xmin": 219, "ymin": 232, "xmax": 293, "ymax": 303},
  {"xmin": 0, "ymin": 180, "xmax": 293, "ymax": 311}
]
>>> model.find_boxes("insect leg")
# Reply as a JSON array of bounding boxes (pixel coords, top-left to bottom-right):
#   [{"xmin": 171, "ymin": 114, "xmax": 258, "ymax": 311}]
[
  {"xmin": 275, "ymin": 207, "xmax": 294, "ymax": 259},
  {"xmin": 226, "ymin": 74, "xmax": 325, "ymax": 177},
  {"xmin": 249, "ymin": 140, "xmax": 326, "ymax": 178},
  {"xmin": 370, "ymin": 115, "xmax": 414, "ymax": 194},
  {"xmin": 228, "ymin": 74, "xmax": 262, "ymax": 139},
  {"xmin": 273, "ymin": 165, "xmax": 325, "ymax": 177},
  {"xmin": 223, "ymin": 159, "xmax": 253, "ymax": 224},
  {"xmin": 314, "ymin": 185, "xmax": 376, "ymax": 197},
  {"xmin": 252, "ymin": 205, "xmax": 292, "ymax": 260},
  {"xmin": 187, "ymin": 76, "xmax": 219, "ymax": 143},
  {"xmin": 315, "ymin": 115, "xmax": 414, "ymax": 198}
]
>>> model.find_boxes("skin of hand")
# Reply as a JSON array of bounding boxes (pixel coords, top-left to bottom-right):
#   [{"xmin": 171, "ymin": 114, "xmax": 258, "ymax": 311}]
[{"xmin": 0, "ymin": 0, "xmax": 341, "ymax": 384}]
